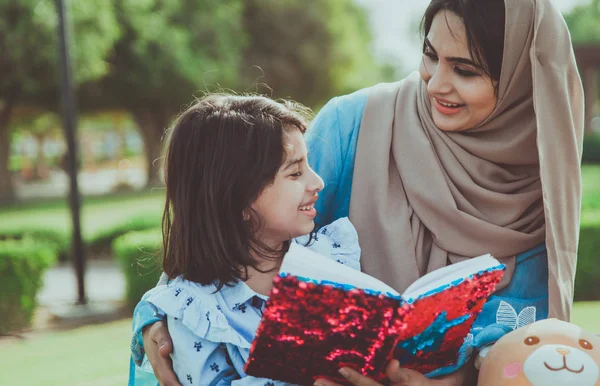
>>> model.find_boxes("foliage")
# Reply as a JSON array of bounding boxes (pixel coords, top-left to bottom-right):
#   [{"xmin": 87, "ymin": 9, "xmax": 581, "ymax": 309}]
[
  {"xmin": 0, "ymin": 226, "xmax": 69, "ymax": 262},
  {"xmin": 575, "ymin": 218, "xmax": 600, "ymax": 301},
  {"xmin": 87, "ymin": 213, "xmax": 162, "ymax": 255},
  {"xmin": 91, "ymin": 0, "xmax": 245, "ymax": 108},
  {"xmin": 564, "ymin": 0, "xmax": 600, "ymax": 43},
  {"xmin": 0, "ymin": 190, "xmax": 163, "ymax": 240},
  {"xmin": 80, "ymin": 0, "xmax": 246, "ymax": 185},
  {"xmin": 583, "ymin": 134, "xmax": 600, "ymax": 164},
  {"xmin": 0, "ymin": 0, "xmax": 120, "ymax": 200},
  {"xmin": 240, "ymin": 0, "xmax": 381, "ymax": 108},
  {"xmin": 575, "ymin": 165, "xmax": 600, "ymax": 300},
  {"xmin": 0, "ymin": 238, "xmax": 57, "ymax": 334},
  {"xmin": 0, "ymin": 0, "xmax": 119, "ymax": 97},
  {"xmin": 112, "ymin": 228, "xmax": 162, "ymax": 310}
]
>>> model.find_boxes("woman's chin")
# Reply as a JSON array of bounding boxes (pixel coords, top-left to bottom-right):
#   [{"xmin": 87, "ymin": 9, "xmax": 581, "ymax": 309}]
[{"xmin": 432, "ymin": 117, "xmax": 469, "ymax": 132}]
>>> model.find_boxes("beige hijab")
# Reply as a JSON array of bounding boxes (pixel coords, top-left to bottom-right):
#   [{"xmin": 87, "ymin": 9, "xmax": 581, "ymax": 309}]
[{"xmin": 349, "ymin": 0, "xmax": 584, "ymax": 321}]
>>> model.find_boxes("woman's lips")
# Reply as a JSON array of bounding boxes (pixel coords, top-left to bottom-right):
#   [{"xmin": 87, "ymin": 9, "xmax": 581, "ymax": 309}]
[{"xmin": 433, "ymin": 97, "xmax": 465, "ymax": 116}]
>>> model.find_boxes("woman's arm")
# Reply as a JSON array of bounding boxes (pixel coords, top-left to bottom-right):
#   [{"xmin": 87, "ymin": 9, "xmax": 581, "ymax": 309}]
[
  {"xmin": 307, "ymin": 90, "xmax": 368, "ymax": 228},
  {"xmin": 130, "ymin": 279, "xmax": 180, "ymax": 386}
]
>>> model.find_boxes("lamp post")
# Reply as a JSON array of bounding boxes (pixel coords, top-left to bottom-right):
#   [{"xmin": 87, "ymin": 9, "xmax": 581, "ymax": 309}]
[{"xmin": 56, "ymin": 0, "xmax": 86, "ymax": 305}]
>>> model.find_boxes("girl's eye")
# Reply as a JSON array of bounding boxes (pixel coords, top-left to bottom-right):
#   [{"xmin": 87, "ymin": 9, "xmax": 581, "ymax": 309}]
[
  {"xmin": 454, "ymin": 67, "xmax": 479, "ymax": 77},
  {"xmin": 290, "ymin": 171, "xmax": 302, "ymax": 178}
]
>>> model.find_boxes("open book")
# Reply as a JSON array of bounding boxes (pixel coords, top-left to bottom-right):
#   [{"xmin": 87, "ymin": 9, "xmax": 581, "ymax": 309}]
[{"xmin": 244, "ymin": 242, "xmax": 505, "ymax": 385}]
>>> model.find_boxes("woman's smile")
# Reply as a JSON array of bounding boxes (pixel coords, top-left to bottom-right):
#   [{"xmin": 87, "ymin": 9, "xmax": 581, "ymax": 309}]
[{"xmin": 432, "ymin": 96, "xmax": 466, "ymax": 115}]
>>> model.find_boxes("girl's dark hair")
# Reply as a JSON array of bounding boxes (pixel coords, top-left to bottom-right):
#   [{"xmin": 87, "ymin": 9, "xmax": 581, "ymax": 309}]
[
  {"xmin": 422, "ymin": 0, "xmax": 506, "ymax": 82},
  {"xmin": 162, "ymin": 94, "xmax": 310, "ymax": 289}
]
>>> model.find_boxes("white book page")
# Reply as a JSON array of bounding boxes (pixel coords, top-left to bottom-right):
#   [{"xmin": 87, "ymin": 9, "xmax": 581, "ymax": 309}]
[
  {"xmin": 402, "ymin": 254, "xmax": 501, "ymax": 300},
  {"xmin": 280, "ymin": 242, "xmax": 400, "ymax": 296}
]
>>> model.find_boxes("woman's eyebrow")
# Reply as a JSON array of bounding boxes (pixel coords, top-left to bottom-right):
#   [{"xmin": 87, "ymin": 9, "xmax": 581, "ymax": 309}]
[{"xmin": 424, "ymin": 37, "xmax": 484, "ymax": 70}]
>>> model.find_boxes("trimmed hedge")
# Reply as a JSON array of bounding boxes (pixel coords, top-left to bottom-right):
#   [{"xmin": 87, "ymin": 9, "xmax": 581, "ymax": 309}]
[
  {"xmin": 112, "ymin": 229, "xmax": 163, "ymax": 311},
  {"xmin": 575, "ymin": 216, "xmax": 600, "ymax": 301},
  {"xmin": 88, "ymin": 214, "xmax": 162, "ymax": 256},
  {"xmin": 0, "ymin": 227, "xmax": 69, "ymax": 262},
  {"xmin": 0, "ymin": 238, "xmax": 57, "ymax": 334}
]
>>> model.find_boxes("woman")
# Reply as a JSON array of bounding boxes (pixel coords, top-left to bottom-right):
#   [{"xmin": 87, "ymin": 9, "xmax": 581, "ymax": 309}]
[{"xmin": 131, "ymin": 0, "xmax": 584, "ymax": 384}]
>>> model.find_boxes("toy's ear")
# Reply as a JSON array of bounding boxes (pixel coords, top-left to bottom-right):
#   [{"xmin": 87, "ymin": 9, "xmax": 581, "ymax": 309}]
[{"xmin": 474, "ymin": 345, "xmax": 492, "ymax": 370}]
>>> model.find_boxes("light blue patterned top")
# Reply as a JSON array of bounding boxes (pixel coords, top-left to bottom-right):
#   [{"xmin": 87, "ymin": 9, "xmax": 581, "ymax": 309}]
[{"xmin": 132, "ymin": 218, "xmax": 360, "ymax": 386}]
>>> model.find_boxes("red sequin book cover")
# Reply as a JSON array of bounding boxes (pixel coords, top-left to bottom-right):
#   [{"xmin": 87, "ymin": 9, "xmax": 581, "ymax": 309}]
[{"xmin": 244, "ymin": 243, "xmax": 505, "ymax": 385}]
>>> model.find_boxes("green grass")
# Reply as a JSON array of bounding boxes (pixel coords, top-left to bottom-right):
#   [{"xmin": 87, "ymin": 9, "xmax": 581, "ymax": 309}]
[
  {"xmin": 572, "ymin": 301, "xmax": 600, "ymax": 333},
  {"xmin": 0, "ymin": 319, "xmax": 131, "ymax": 386},
  {"xmin": 0, "ymin": 190, "xmax": 165, "ymax": 241},
  {"xmin": 582, "ymin": 165, "xmax": 600, "ymax": 210},
  {"xmin": 0, "ymin": 302, "xmax": 597, "ymax": 386},
  {"xmin": 582, "ymin": 165, "xmax": 600, "ymax": 226}
]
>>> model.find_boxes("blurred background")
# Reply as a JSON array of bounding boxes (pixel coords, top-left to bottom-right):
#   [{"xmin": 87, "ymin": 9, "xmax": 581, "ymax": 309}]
[{"xmin": 0, "ymin": 0, "xmax": 598, "ymax": 385}]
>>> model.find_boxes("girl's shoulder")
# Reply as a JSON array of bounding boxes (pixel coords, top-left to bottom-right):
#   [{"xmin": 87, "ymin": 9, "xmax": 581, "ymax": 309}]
[
  {"xmin": 294, "ymin": 217, "xmax": 361, "ymax": 270},
  {"xmin": 144, "ymin": 277, "xmax": 250, "ymax": 348}
]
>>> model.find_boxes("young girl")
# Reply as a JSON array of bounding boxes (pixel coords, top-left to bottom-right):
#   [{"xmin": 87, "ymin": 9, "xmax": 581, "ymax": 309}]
[{"xmin": 131, "ymin": 95, "xmax": 360, "ymax": 386}]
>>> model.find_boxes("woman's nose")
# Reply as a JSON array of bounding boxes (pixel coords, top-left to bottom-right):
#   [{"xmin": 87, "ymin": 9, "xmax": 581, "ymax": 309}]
[{"xmin": 427, "ymin": 65, "xmax": 452, "ymax": 95}]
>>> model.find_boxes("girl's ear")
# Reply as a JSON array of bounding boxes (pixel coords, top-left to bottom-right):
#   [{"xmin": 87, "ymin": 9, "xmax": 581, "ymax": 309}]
[
  {"xmin": 243, "ymin": 209, "xmax": 251, "ymax": 221},
  {"xmin": 474, "ymin": 345, "xmax": 492, "ymax": 370}
]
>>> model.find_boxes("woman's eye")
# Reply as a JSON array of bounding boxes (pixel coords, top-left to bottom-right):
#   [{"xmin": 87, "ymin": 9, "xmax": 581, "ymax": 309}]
[
  {"xmin": 454, "ymin": 67, "xmax": 478, "ymax": 77},
  {"xmin": 423, "ymin": 50, "xmax": 438, "ymax": 61}
]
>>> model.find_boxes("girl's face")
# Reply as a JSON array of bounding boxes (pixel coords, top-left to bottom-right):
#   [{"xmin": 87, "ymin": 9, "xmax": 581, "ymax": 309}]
[
  {"xmin": 419, "ymin": 10, "xmax": 498, "ymax": 132},
  {"xmin": 251, "ymin": 129, "xmax": 324, "ymax": 248}
]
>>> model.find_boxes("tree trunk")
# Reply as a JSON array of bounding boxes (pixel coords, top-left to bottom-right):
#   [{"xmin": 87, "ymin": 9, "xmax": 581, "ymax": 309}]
[
  {"xmin": 0, "ymin": 127, "xmax": 13, "ymax": 202},
  {"xmin": 132, "ymin": 109, "xmax": 170, "ymax": 187},
  {"xmin": 34, "ymin": 133, "xmax": 48, "ymax": 180},
  {"xmin": 0, "ymin": 88, "xmax": 19, "ymax": 202}
]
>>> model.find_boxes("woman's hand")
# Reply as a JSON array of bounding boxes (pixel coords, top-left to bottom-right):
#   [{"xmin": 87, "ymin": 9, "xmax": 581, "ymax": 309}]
[
  {"xmin": 314, "ymin": 360, "xmax": 471, "ymax": 386},
  {"xmin": 142, "ymin": 321, "xmax": 182, "ymax": 386}
]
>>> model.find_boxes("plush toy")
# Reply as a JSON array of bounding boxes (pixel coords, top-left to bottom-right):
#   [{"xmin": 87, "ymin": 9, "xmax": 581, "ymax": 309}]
[{"xmin": 477, "ymin": 319, "xmax": 600, "ymax": 386}]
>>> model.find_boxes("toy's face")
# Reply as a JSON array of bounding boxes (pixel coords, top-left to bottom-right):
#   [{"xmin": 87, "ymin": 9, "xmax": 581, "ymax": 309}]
[{"xmin": 478, "ymin": 319, "xmax": 600, "ymax": 386}]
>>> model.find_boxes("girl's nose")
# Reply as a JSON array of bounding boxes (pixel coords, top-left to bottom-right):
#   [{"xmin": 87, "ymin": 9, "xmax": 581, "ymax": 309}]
[{"xmin": 309, "ymin": 168, "xmax": 324, "ymax": 193}]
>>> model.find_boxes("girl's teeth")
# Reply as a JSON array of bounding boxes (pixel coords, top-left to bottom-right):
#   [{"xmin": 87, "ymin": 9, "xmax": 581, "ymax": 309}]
[{"xmin": 300, "ymin": 205, "xmax": 314, "ymax": 211}]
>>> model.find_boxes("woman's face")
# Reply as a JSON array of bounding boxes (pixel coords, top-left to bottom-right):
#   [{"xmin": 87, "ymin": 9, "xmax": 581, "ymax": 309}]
[{"xmin": 419, "ymin": 10, "xmax": 497, "ymax": 132}]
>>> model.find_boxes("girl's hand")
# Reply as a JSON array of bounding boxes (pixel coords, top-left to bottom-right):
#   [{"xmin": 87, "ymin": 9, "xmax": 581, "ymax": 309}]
[
  {"xmin": 142, "ymin": 320, "xmax": 182, "ymax": 386},
  {"xmin": 314, "ymin": 360, "xmax": 470, "ymax": 386}
]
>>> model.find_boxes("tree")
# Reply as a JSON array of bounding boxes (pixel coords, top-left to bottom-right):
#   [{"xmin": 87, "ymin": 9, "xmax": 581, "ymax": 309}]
[
  {"xmin": 240, "ymin": 0, "xmax": 382, "ymax": 108},
  {"xmin": 81, "ymin": 0, "xmax": 246, "ymax": 186},
  {"xmin": 0, "ymin": 0, "xmax": 119, "ymax": 201},
  {"xmin": 564, "ymin": 0, "xmax": 600, "ymax": 43},
  {"xmin": 9, "ymin": 112, "xmax": 63, "ymax": 180},
  {"xmin": 564, "ymin": 0, "xmax": 600, "ymax": 135},
  {"xmin": 80, "ymin": 0, "xmax": 383, "ymax": 186}
]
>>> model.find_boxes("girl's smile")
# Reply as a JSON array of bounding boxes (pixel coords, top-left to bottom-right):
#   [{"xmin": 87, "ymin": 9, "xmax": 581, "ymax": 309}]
[{"xmin": 299, "ymin": 195, "xmax": 318, "ymax": 218}]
